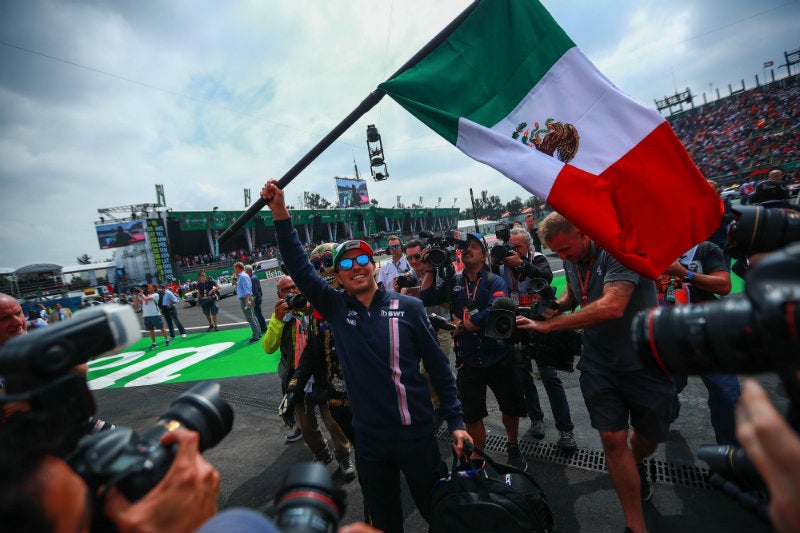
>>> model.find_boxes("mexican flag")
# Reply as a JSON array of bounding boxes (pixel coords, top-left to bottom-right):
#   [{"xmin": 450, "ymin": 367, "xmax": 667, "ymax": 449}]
[{"xmin": 378, "ymin": 0, "xmax": 722, "ymax": 279}]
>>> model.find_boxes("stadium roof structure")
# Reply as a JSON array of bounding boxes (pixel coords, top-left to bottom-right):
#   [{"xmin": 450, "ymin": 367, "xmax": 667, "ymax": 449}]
[{"xmin": 14, "ymin": 264, "xmax": 62, "ymax": 275}]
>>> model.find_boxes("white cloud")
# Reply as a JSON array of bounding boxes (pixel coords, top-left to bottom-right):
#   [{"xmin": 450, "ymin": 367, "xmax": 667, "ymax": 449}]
[{"xmin": 0, "ymin": 0, "xmax": 797, "ymax": 268}]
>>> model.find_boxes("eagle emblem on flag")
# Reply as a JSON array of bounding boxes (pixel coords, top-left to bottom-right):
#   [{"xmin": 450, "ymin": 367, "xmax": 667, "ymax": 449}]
[{"xmin": 512, "ymin": 118, "xmax": 580, "ymax": 163}]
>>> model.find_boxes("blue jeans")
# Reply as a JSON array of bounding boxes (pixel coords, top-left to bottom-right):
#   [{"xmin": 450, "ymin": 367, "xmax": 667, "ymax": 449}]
[
  {"xmin": 671, "ymin": 374, "xmax": 741, "ymax": 445},
  {"xmin": 518, "ymin": 356, "xmax": 574, "ymax": 432}
]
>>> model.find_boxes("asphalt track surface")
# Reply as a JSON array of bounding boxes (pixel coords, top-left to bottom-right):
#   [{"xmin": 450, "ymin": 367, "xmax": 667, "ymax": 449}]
[{"xmin": 89, "ymin": 268, "xmax": 781, "ymax": 533}]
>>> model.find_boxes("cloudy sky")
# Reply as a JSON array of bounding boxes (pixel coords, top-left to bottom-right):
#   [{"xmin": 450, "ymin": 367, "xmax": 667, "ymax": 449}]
[{"xmin": 1, "ymin": 0, "xmax": 798, "ymax": 269}]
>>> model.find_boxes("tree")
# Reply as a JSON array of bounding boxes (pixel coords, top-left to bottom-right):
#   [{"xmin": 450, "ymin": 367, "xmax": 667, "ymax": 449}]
[
  {"xmin": 305, "ymin": 192, "xmax": 332, "ymax": 209},
  {"xmin": 504, "ymin": 196, "xmax": 524, "ymax": 217},
  {"xmin": 77, "ymin": 254, "xmax": 92, "ymax": 265}
]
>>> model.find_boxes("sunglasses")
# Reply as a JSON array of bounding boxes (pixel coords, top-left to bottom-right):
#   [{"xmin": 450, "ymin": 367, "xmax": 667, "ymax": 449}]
[
  {"xmin": 387, "ymin": 244, "xmax": 402, "ymax": 250},
  {"xmin": 278, "ymin": 284, "xmax": 298, "ymax": 293},
  {"xmin": 407, "ymin": 253, "xmax": 423, "ymax": 261},
  {"xmin": 311, "ymin": 255, "xmax": 333, "ymax": 270},
  {"xmin": 338, "ymin": 254, "xmax": 371, "ymax": 271}
]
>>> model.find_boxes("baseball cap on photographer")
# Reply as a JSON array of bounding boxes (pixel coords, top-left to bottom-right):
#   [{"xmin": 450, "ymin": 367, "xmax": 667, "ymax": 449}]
[
  {"xmin": 332, "ymin": 240, "xmax": 375, "ymax": 269},
  {"xmin": 466, "ymin": 233, "xmax": 488, "ymax": 253}
]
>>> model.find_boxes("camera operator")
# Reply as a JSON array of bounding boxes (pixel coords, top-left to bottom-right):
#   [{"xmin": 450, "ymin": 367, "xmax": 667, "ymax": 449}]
[
  {"xmin": 375, "ymin": 235, "xmax": 410, "ymax": 292},
  {"xmin": 659, "ymin": 241, "xmax": 741, "ymax": 445},
  {"xmin": 515, "ymin": 213, "xmax": 672, "ymax": 533},
  {"xmin": 493, "ymin": 227, "xmax": 576, "ymax": 451},
  {"xmin": 262, "ymin": 275, "xmax": 308, "ymax": 443},
  {"xmin": 735, "ymin": 378, "xmax": 800, "ymax": 533},
  {"xmin": 419, "ymin": 232, "xmax": 528, "ymax": 471}
]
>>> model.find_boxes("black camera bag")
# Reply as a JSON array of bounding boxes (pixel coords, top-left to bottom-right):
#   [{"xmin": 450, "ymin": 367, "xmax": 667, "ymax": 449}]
[{"xmin": 429, "ymin": 443, "xmax": 553, "ymax": 533}]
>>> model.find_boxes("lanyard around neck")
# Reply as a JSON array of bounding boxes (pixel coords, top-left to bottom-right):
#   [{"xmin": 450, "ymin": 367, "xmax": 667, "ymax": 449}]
[{"xmin": 577, "ymin": 257, "xmax": 595, "ymax": 306}]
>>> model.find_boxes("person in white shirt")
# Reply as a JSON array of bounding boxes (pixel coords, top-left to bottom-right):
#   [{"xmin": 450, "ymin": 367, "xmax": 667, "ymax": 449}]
[
  {"xmin": 375, "ymin": 235, "xmax": 410, "ymax": 293},
  {"xmin": 138, "ymin": 284, "xmax": 170, "ymax": 351}
]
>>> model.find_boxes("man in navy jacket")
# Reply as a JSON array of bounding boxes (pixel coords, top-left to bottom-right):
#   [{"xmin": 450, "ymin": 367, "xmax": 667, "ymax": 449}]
[{"xmin": 261, "ymin": 180, "xmax": 471, "ymax": 533}]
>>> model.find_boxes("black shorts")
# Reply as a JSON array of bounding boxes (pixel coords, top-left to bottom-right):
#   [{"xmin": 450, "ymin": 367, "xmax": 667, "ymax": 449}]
[
  {"xmin": 578, "ymin": 357, "xmax": 674, "ymax": 443},
  {"xmin": 457, "ymin": 355, "xmax": 527, "ymax": 423}
]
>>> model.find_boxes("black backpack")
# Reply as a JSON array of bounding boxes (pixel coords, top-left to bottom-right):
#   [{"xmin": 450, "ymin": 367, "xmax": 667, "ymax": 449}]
[{"xmin": 429, "ymin": 443, "xmax": 553, "ymax": 533}]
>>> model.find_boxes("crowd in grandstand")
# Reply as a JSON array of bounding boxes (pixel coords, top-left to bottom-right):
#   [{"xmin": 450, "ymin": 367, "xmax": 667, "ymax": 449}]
[
  {"xmin": 669, "ymin": 76, "xmax": 800, "ymax": 180},
  {"xmin": 176, "ymin": 246, "xmax": 278, "ymax": 268}
]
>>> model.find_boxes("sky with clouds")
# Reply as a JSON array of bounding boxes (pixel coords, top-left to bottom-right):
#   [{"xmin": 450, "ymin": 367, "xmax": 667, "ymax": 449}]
[{"xmin": 1, "ymin": 0, "xmax": 798, "ymax": 269}]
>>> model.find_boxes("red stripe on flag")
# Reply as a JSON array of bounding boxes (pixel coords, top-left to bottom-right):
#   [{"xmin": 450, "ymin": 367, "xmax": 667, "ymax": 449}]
[{"xmin": 548, "ymin": 122, "xmax": 723, "ymax": 279}]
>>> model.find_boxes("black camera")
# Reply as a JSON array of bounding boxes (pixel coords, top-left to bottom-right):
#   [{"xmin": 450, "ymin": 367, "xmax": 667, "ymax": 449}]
[
  {"xmin": 726, "ymin": 205, "xmax": 800, "ymax": 259},
  {"xmin": 284, "ymin": 292, "xmax": 308, "ymax": 311},
  {"xmin": 490, "ymin": 223, "xmax": 514, "ymax": 263},
  {"xmin": 274, "ymin": 462, "xmax": 346, "ymax": 533},
  {"xmin": 68, "ymin": 382, "xmax": 233, "ymax": 501},
  {"xmin": 419, "ymin": 230, "xmax": 459, "ymax": 268},
  {"xmin": 483, "ymin": 280, "xmax": 580, "ymax": 372},
  {"xmin": 395, "ymin": 273, "xmax": 417, "ymax": 289},
  {"xmin": 632, "ymin": 241, "xmax": 800, "ymax": 376}
]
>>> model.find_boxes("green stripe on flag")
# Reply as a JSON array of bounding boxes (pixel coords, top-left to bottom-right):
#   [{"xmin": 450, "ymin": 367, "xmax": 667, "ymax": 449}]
[{"xmin": 379, "ymin": 0, "xmax": 574, "ymax": 144}]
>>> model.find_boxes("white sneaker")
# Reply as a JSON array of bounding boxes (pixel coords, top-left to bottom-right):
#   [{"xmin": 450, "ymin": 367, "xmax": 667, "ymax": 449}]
[{"xmin": 181, "ymin": 333, "xmax": 187, "ymax": 338}]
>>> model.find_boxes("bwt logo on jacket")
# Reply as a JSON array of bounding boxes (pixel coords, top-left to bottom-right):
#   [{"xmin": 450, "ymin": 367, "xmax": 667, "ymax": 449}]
[{"xmin": 381, "ymin": 309, "xmax": 405, "ymax": 318}]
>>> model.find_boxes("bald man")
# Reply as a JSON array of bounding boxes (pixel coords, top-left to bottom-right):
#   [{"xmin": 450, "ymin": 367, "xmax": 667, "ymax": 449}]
[{"xmin": 0, "ymin": 292, "xmax": 27, "ymax": 347}]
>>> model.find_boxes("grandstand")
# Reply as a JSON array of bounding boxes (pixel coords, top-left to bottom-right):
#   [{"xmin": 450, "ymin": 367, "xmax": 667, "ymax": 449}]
[{"xmin": 667, "ymin": 73, "xmax": 799, "ymax": 188}]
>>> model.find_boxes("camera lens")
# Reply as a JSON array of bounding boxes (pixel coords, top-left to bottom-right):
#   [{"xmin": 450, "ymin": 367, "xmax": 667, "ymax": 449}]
[
  {"xmin": 158, "ymin": 382, "xmax": 234, "ymax": 451},
  {"xmin": 275, "ymin": 462, "xmax": 345, "ymax": 533},
  {"xmin": 631, "ymin": 296, "xmax": 770, "ymax": 375},
  {"xmin": 284, "ymin": 293, "xmax": 308, "ymax": 311}
]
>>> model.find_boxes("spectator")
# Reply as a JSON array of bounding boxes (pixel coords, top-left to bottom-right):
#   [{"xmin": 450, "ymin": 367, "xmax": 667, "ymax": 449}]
[
  {"xmin": 245, "ymin": 264, "xmax": 267, "ymax": 334},
  {"xmin": 47, "ymin": 302, "xmax": 72, "ymax": 324},
  {"xmin": 160, "ymin": 284, "xmax": 187, "ymax": 339},
  {"xmin": 234, "ymin": 262, "xmax": 262, "ymax": 345}
]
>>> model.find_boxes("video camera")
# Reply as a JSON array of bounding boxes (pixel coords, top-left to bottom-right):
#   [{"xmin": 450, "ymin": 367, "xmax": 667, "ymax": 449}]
[
  {"xmin": 419, "ymin": 230, "xmax": 463, "ymax": 269},
  {"xmin": 483, "ymin": 279, "xmax": 581, "ymax": 372},
  {"xmin": 490, "ymin": 223, "xmax": 515, "ymax": 263},
  {"xmin": 0, "ymin": 305, "xmax": 234, "ymax": 503},
  {"xmin": 395, "ymin": 273, "xmax": 417, "ymax": 289}
]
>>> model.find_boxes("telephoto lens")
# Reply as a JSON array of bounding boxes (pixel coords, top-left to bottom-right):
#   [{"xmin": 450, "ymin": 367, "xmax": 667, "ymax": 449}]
[
  {"xmin": 68, "ymin": 381, "xmax": 234, "ymax": 501},
  {"xmin": 275, "ymin": 462, "xmax": 346, "ymax": 533}
]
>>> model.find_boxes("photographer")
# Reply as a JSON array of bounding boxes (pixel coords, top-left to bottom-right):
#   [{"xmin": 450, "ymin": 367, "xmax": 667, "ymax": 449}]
[
  {"xmin": 196, "ymin": 271, "xmax": 221, "ymax": 332},
  {"xmin": 494, "ymin": 227, "xmax": 576, "ymax": 450},
  {"xmin": 659, "ymin": 241, "xmax": 741, "ymax": 445},
  {"xmin": 515, "ymin": 213, "xmax": 672, "ymax": 533},
  {"xmin": 375, "ymin": 235, "xmax": 410, "ymax": 292},
  {"xmin": 419, "ymin": 232, "xmax": 528, "ymax": 471},
  {"xmin": 262, "ymin": 275, "xmax": 308, "ymax": 443},
  {"xmin": 137, "ymin": 284, "xmax": 170, "ymax": 351}
]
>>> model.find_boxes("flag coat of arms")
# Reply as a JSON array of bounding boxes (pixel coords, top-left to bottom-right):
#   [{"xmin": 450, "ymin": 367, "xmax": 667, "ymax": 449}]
[{"xmin": 379, "ymin": 0, "xmax": 722, "ymax": 279}]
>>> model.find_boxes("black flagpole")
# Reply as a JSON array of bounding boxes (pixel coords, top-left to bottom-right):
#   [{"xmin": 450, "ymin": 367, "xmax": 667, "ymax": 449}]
[{"xmin": 218, "ymin": 1, "xmax": 479, "ymax": 244}]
